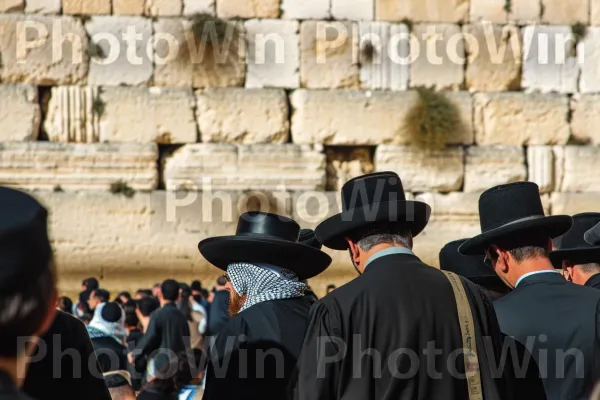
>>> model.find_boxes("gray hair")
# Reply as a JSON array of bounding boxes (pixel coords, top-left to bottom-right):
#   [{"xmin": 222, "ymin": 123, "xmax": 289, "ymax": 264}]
[
  {"xmin": 357, "ymin": 231, "xmax": 411, "ymax": 252},
  {"xmin": 508, "ymin": 246, "xmax": 548, "ymax": 263},
  {"xmin": 578, "ymin": 263, "xmax": 600, "ymax": 274}
]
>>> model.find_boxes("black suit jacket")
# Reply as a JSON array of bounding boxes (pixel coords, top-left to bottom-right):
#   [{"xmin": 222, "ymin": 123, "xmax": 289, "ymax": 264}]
[
  {"xmin": 585, "ymin": 273, "xmax": 600, "ymax": 290},
  {"xmin": 494, "ymin": 272, "xmax": 600, "ymax": 400},
  {"xmin": 208, "ymin": 290, "xmax": 230, "ymax": 336}
]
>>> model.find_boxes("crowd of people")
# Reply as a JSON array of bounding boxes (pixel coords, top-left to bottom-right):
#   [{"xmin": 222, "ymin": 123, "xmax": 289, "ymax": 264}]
[{"xmin": 2, "ymin": 172, "xmax": 600, "ymax": 400}]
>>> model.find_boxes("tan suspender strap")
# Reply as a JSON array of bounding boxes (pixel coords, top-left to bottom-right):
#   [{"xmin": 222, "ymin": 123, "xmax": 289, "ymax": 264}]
[{"xmin": 442, "ymin": 271, "xmax": 484, "ymax": 400}]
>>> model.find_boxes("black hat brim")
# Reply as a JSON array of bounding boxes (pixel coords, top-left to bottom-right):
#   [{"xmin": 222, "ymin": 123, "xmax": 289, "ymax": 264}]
[
  {"xmin": 198, "ymin": 236, "xmax": 332, "ymax": 280},
  {"xmin": 549, "ymin": 247, "xmax": 600, "ymax": 269},
  {"xmin": 315, "ymin": 200, "xmax": 431, "ymax": 250},
  {"xmin": 459, "ymin": 215, "xmax": 573, "ymax": 255}
]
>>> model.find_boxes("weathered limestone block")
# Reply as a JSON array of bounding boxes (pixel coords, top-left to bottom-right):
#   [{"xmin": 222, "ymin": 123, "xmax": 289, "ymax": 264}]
[
  {"xmin": 326, "ymin": 147, "xmax": 374, "ymax": 191},
  {"xmin": 474, "ymin": 92, "xmax": 570, "ymax": 145},
  {"xmin": 196, "ymin": 88, "xmax": 289, "ymax": 144},
  {"xmin": 413, "ymin": 220, "xmax": 482, "ymax": 267},
  {"xmin": 44, "ymin": 86, "xmax": 101, "ymax": 143},
  {"xmin": 0, "ymin": 0, "xmax": 24, "ymax": 12},
  {"xmin": 522, "ymin": 26, "xmax": 579, "ymax": 94},
  {"xmin": 63, "ymin": 0, "xmax": 110, "ymax": 14},
  {"xmin": 245, "ymin": 20, "xmax": 300, "ymax": 89},
  {"xmin": 411, "ymin": 24, "xmax": 464, "ymax": 90},
  {"xmin": 163, "ymin": 144, "xmax": 326, "ymax": 191},
  {"xmin": 414, "ymin": 192, "xmax": 480, "ymax": 222},
  {"xmin": 217, "ymin": 0, "xmax": 279, "ymax": 18},
  {"xmin": 557, "ymin": 146, "xmax": 600, "ymax": 192},
  {"xmin": 292, "ymin": 192, "xmax": 342, "ymax": 229},
  {"xmin": 0, "ymin": 85, "xmax": 40, "ymax": 141},
  {"xmin": 541, "ymin": 0, "xmax": 589, "ymax": 24},
  {"xmin": 579, "ymin": 28, "xmax": 600, "ymax": 93},
  {"xmin": 551, "ymin": 192, "xmax": 600, "ymax": 214},
  {"xmin": 153, "ymin": 18, "xmax": 246, "ymax": 88},
  {"xmin": 85, "ymin": 17, "xmax": 153, "ymax": 86},
  {"xmin": 375, "ymin": 0, "xmax": 468, "ymax": 22},
  {"xmin": 593, "ymin": 0, "xmax": 600, "ymax": 25},
  {"xmin": 332, "ymin": 0, "xmax": 374, "ymax": 20},
  {"xmin": 571, "ymin": 95, "xmax": 600, "ymax": 144},
  {"xmin": 183, "ymin": 0, "xmax": 214, "ymax": 15},
  {"xmin": 145, "ymin": 0, "xmax": 183, "ymax": 16},
  {"xmin": 469, "ymin": 0, "xmax": 506, "ymax": 23},
  {"xmin": 358, "ymin": 22, "xmax": 409, "ymax": 91},
  {"xmin": 100, "ymin": 87, "xmax": 197, "ymax": 143},
  {"xmin": 24, "ymin": 0, "xmax": 61, "ymax": 13},
  {"xmin": 0, "ymin": 15, "xmax": 88, "ymax": 84},
  {"xmin": 464, "ymin": 146, "xmax": 526, "ymax": 192},
  {"xmin": 0, "ymin": 143, "xmax": 158, "ymax": 191},
  {"xmin": 281, "ymin": 0, "xmax": 330, "ymax": 19},
  {"xmin": 527, "ymin": 146, "xmax": 554, "ymax": 193},
  {"xmin": 291, "ymin": 90, "xmax": 473, "ymax": 145},
  {"xmin": 464, "ymin": 23, "xmax": 522, "ymax": 91},
  {"xmin": 375, "ymin": 146, "xmax": 464, "ymax": 192},
  {"xmin": 300, "ymin": 21, "xmax": 359, "ymax": 89},
  {"xmin": 508, "ymin": 0, "xmax": 541, "ymax": 23},
  {"xmin": 113, "ymin": 0, "xmax": 145, "ymax": 15}
]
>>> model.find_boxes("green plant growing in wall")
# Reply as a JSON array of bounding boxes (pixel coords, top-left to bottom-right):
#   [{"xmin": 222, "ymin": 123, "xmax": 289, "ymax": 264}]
[
  {"xmin": 190, "ymin": 13, "xmax": 237, "ymax": 47},
  {"xmin": 403, "ymin": 88, "xmax": 466, "ymax": 152},
  {"xmin": 571, "ymin": 22, "xmax": 587, "ymax": 57},
  {"xmin": 110, "ymin": 180, "xmax": 136, "ymax": 198},
  {"xmin": 92, "ymin": 97, "xmax": 106, "ymax": 118},
  {"xmin": 503, "ymin": 0, "xmax": 512, "ymax": 13},
  {"xmin": 53, "ymin": 185, "xmax": 63, "ymax": 192}
]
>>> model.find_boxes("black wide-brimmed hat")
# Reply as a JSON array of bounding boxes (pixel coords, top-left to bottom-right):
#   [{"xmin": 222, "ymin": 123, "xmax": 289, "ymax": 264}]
[
  {"xmin": 315, "ymin": 172, "xmax": 431, "ymax": 250},
  {"xmin": 299, "ymin": 229, "xmax": 322, "ymax": 250},
  {"xmin": 585, "ymin": 222, "xmax": 600, "ymax": 246},
  {"xmin": 550, "ymin": 213, "xmax": 600, "ymax": 268},
  {"xmin": 459, "ymin": 182, "xmax": 572, "ymax": 255},
  {"xmin": 198, "ymin": 212, "xmax": 331, "ymax": 280},
  {"xmin": 440, "ymin": 239, "xmax": 505, "ymax": 288}
]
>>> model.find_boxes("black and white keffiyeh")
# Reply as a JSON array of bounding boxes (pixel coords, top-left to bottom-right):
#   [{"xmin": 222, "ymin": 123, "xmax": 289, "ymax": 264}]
[{"xmin": 227, "ymin": 262, "xmax": 308, "ymax": 312}]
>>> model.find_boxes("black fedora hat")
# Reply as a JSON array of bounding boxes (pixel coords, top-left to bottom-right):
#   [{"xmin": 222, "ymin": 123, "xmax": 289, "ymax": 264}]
[
  {"xmin": 550, "ymin": 213, "xmax": 600, "ymax": 268},
  {"xmin": 440, "ymin": 239, "xmax": 505, "ymax": 288},
  {"xmin": 299, "ymin": 229, "xmax": 322, "ymax": 250},
  {"xmin": 459, "ymin": 182, "xmax": 572, "ymax": 255},
  {"xmin": 198, "ymin": 212, "xmax": 331, "ymax": 280},
  {"xmin": 315, "ymin": 172, "xmax": 431, "ymax": 250},
  {"xmin": 585, "ymin": 222, "xmax": 600, "ymax": 246}
]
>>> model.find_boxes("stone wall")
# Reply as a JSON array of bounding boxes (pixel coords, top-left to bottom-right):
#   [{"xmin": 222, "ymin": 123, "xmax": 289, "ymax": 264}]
[{"xmin": 1, "ymin": 0, "xmax": 599, "ymax": 296}]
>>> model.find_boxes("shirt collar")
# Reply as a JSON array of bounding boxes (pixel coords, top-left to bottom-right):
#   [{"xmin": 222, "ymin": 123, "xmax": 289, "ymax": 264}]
[
  {"xmin": 515, "ymin": 270, "xmax": 560, "ymax": 288},
  {"xmin": 365, "ymin": 247, "xmax": 415, "ymax": 270}
]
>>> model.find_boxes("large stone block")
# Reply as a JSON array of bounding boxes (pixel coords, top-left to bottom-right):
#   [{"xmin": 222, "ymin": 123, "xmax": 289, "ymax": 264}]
[
  {"xmin": 414, "ymin": 192, "xmax": 480, "ymax": 223},
  {"xmin": 216, "ymin": 0, "xmax": 279, "ymax": 18},
  {"xmin": 593, "ymin": 0, "xmax": 600, "ymax": 25},
  {"xmin": 85, "ymin": 17, "xmax": 153, "ymax": 86},
  {"xmin": 145, "ymin": 0, "xmax": 183, "ymax": 16},
  {"xmin": 411, "ymin": 24, "xmax": 465, "ymax": 90},
  {"xmin": 0, "ymin": 15, "xmax": 88, "ymax": 85},
  {"xmin": 557, "ymin": 146, "xmax": 600, "ymax": 192},
  {"xmin": 551, "ymin": 192, "xmax": 600, "ymax": 215},
  {"xmin": 358, "ymin": 22, "xmax": 409, "ymax": 91},
  {"xmin": 332, "ymin": 0, "xmax": 374, "ymax": 20},
  {"xmin": 474, "ymin": 92, "xmax": 570, "ymax": 145},
  {"xmin": 290, "ymin": 89, "xmax": 473, "ymax": 145},
  {"xmin": 25, "ymin": 0, "xmax": 60, "ymax": 13},
  {"xmin": 375, "ymin": 146, "xmax": 464, "ymax": 192},
  {"xmin": 153, "ymin": 18, "xmax": 246, "ymax": 88},
  {"xmin": 183, "ymin": 0, "xmax": 214, "ymax": 15},
  {"xmin": 0, "ymin": 0, "xmax": 24, "ymax": 12},
  {"xmin": 541, "ymin": 0, "xmax": 589, "ymax": 24},
  {"xmin": 579, "ymin": 28, "xmax": 600, "ymax": 93},
  {"xmin": 281, "ymin": 0, "xmax": 330, "ymax": 19},
  {"xmin": 0, "ymin": 143, "xmax": 158, "ymax": 191},
  {"xmin": 469, "ymin": 0, "xmax": 506, "ymax": 23},
  {"xmin": 571, "ymin": 95, "xmax": 600, "ymax": 144},
  {"xmin": 196, "ymin": 88, "xmax": 289, "ymax": 144},
  {"xmin": 527, "ymin": 146, "xmax": 554, "ymax": 193},
  {"xmin": 413, "ymin": 220, "xmax": 482, "ymax": 267},
  {"xmin": 464, "ymin": 23, "xmax": 522, "ymax": 91},
  {"xmin": 300, "ymin": 21, "xmax": 359, "ymax": 89},
  {"xmin": 44, "ymin": 86, "xmax": 101, "ymax": 143},
  {"xmin": 163, "ymin": 144, "xmax": 326, "ymax": 191},
  {"xmin": 375, "ymin": 0, "xmax": 468, "ymax": 22},
  {"xmin": 99, "ymin": 87, "xmax": 197, "ymax": 144},
  {"xmin": 0, "ymin": 85, "xmax": 40, "ymax": 141},
  {"xmin": 508, "ymin": 0, "xmax": 541, "ymax": 23},
  {"xmin": 245, "ymin": 19, "xmax": 300, "ymax": 89},
  {"xmin": 63, "ymin": 0, "xmax": 110, "ymax": 14},
  {"xmin": 113, "ymin": 0, "xmax": 145, "ymax": 15},
  {"xmin": 464, "ymin": 146, "xmax": 526, "ymax": 192},
  {"xmin": 522, "ymin": 26, "xmax": 579, "ymax": 94},
  {"xmin": 326, "ymin": 147, "xmax": 374, "ymax": 191}
]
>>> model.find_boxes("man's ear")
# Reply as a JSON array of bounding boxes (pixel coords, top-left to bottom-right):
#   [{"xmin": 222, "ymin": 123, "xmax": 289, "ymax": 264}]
[
  {"xmin": 37, "ymin": 290, "xmax": 58, "ymax": 337},
  {"xmin": 346, "ymin": 238, "xmax": 361, "ymax": 264},
  {"xmin": 492, "ymin": 245, "xmax": 510, "ymax": 273}
]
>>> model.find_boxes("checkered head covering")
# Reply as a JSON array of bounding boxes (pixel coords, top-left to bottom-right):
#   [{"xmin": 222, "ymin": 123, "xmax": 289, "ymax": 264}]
[{"xmin": 227, "ymin": 263, "xmax": 308, "ymax": 312}]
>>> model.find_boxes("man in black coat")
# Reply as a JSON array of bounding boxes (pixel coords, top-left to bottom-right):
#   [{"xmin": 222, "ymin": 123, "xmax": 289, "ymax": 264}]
[
  {"xmin": 551, "ymin": 213, "xmax": 600, "ymax": 290},
  {"xmin": 131, "ymin": 279, "xmax": 191, "ymax": 380},
  {"xmin": 460, "ymin": 182, "xmax": 600, "ymax": 400},
  {"xmin": 207, "ymin": 276, "xmax": 229, "ymax": 337},
  {"xmin": 293, "ymin": 172, "xmax": 521, "ymax": 399},
  {"xmin": 198, "ymin": 212, "xmax": 332, "ymax": 400}
]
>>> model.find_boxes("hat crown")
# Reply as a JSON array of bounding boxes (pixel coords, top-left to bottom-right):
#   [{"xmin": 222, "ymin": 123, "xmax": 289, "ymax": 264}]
[
  {"xmin": 559, "ymin": 213, "xmax": 600, "ymax": 249},
  {"xmin": 236, "ymin": 212, "xmax": 300, "ymax": 242},
  {"xmin": 341, "ymin": 172, "xmax": 407, "ymax": 211},
  {"xmin": 478, "ymin": 182, "xmax": 545, "ymax": 233}
]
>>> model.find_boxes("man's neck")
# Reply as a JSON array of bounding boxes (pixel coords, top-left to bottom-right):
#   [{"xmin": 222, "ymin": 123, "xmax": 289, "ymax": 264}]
[
  {"xmin": 140, "ymin": 317, "xmax": 151, "ymax": 333},
  {"xmin": 512, "ymin": 258, "xmax": 555, "ymax": 287},
  {"xmin": 160, "ymin": 299, "xmax": 174, "ymax": 308}
]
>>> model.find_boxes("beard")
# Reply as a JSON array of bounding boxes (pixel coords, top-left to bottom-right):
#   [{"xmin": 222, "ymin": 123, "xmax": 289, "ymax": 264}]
[{"xmin": 228, "ymin": 289, "xmax": 246, "ymax": 316}]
